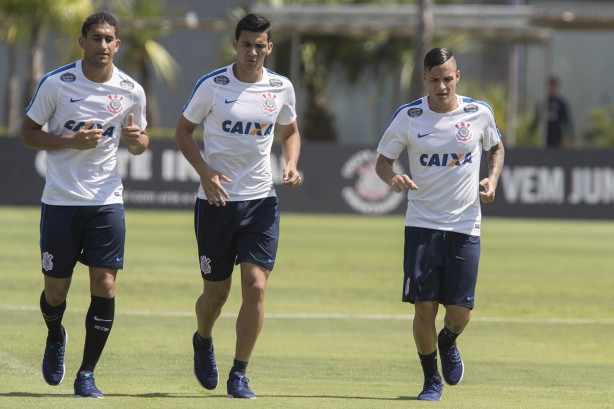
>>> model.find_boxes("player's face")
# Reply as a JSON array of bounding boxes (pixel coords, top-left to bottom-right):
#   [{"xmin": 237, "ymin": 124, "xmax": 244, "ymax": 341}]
[
  {"xmin": 423, "ymin": 58, "xmax": 460, "ymax": 113},
  {"xmin": 232, "ymin": 30, "xmax": 272, "ymax": 82},
  {"xmin": 79, "ymin": 23, "xmax": 120, "ymax": 69}
]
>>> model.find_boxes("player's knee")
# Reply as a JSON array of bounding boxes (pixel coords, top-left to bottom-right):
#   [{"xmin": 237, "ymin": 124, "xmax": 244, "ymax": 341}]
[
  {"xmin": 414, "ymin": 301, "xmax": 439, "ymax": 321},
  {"xmin": 242, "ymin": 280, "xmax": 266, "ymax": 305},
  {"xmin": 444, "ymin": 306, "xmax": 471, "ymax": 332},
  {"xmin": 203, "ymin": 283, "xmax": 231, "ymax": 308}
]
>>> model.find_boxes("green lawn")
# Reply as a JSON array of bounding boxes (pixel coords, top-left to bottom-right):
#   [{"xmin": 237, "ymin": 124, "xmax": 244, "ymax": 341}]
[{"xmin": 1, "ymin": 206, "xmax": 613, "ymax": 408}]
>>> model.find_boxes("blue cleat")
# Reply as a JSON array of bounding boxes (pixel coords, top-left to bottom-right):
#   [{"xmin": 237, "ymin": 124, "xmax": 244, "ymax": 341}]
[
  {"xmin": 42, "ymin": 326, "xmax": 67, "ymax": 386},
  {"xmin": 439, "ymin": 343, "xmax": 464, "ymax": 385},
  {"xmin": 193, "ymin": 332, "xmax": 218, "ymax": 390},
  {"xmin": 74, "ymin": 370, "xmax": 103, "ymax": 398},
  {"xmin": 417, "ymin": 374, "xmax": 444, "ymax": 401},
  {"xmin": 227, "ymin": 371, "xmax": 256, "ymax": 399}
]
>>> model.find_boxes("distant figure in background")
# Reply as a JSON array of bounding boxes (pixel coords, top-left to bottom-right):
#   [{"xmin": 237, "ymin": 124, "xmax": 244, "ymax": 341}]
[
  {"xmin": 20, "ymin": 11, "xmax": 149, "ymax": 399},
  {"xmin": 534, "ymin": 76, "xmax": 574, "ymax": 148}
]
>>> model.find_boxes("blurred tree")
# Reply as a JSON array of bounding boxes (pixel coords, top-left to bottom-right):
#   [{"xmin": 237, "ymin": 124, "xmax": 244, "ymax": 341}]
[
  {"xmin": 0, "ymin": 0, "xmax": 93, "ymax": 134},
  {"xmin": 226, "ymin": 0, "xmax": 465, "ymax": 142},
  {"xmin": 227, "ymin": 0, "xmax": 424, "ymax": 142},
  {"xmin": 407, "ymin": 0, "xmax": 433, "ymax": 101},
  {"xmin": 582, "ymin": 107, "xmax": 614, "ymax": 148},
  {"xmin": 110, "ymin": 0, "xmax": 181, "ymax": 128}
]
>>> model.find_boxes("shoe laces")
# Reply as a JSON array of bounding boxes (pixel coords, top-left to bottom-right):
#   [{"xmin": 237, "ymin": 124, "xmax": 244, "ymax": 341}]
[
  {"xmin": 423, "ymin": 376, "xmax": 442, "ymax": 393},
  {"xmin": 231, "ymin": 373, "xmax": 250, "ymax": 390},
  {"xmin": 195, "ymin": 347, "xmax": 216, "ymax": 371},
  {"xmin": 445, "ymin": 346, "xmax": 462, "ymax": 365},
  {"xmin": 79, "ymin": 372, "xmax": 97, "ymax": 391},
  {"xmin": 44, "ymin": 341, "xmax": 65, "ymax": 366}
]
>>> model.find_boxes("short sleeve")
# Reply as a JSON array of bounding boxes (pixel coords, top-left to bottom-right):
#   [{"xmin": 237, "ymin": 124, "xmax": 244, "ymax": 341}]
[
  {"xmin": 25, "ymin": 77, "xmax": 58, "ymax": 126},
  {"xmin": 377, "ymin": 111, "xmax": 409, "ymax": 160},
  {"xmin": 182, "ymin": 79, "xmax": 214, "ymax": 125},
  {"xmin": 277, "ymin": 81, "xmax": 297, "ymax": 126}
]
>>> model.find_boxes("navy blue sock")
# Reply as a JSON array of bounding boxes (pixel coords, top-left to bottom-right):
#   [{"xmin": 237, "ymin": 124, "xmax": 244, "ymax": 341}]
[
  {"xmin": 418, "ymin": 351, "xmax": 439, "ymax": 378},
  {"xmin": 438, "ymin": 327, "xmax": 460, "ymax": 350},
  {"xmin": 231, "ymin": 359, "xmax": 248, "ymax": 374},
  {"xmin": 195, "ymin": 332, "xmax": 213, "ymax": 350},
  {"xmin": 40, "ymin": 290, "xmax": 66, "ymax": 343},
  {"xmin": 78, "ymin": 296, "xmax": 115, "ymax": 373}
]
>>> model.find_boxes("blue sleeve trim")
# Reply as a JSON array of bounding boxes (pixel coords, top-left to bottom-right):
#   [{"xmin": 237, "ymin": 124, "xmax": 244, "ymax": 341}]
[
  {"xmin": 266, "ymin": 68, "xmax": 289, "ymax": 80},
  {"xmin": 462, "ymin": 97, "xmax": 495, "ymax": 117},
  {"xmin": 389, "ymin": 98, "xmax": 422, "ymax": 123},
  {"xmin": 25, "ymin": 62, "xmax": 77, "ymax": 112},
  {"xmin": 182, "ymin": 67, "xmax": 228, "ymax": 112}
]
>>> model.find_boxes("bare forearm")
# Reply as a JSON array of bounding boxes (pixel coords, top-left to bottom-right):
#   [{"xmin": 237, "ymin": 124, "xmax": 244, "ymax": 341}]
[
  {"xmin": 487, "ymin": 142, "xmax": 505, "ymax": 189},
  {"xmin": 21, "ymin": 127, "xmax": 67, "ymax": 151},
  {"xmin": 175, "ymin": 130, "xmax": 209, "ymax": 175},
  {"xmin": 281, "ymin": 131, "xmax": 301, "ymax": 168}
]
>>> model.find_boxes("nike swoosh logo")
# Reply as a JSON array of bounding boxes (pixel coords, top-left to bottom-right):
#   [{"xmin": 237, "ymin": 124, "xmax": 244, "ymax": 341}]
[
  {"xmin": 116, "ymin": 257, "xmax": 124, "ymax": 262},
  {"xmin": 93, "ymin": 316, "xmax": 113, "ymax": 322},
  {"xmin": 70, "ymin": 97, "xmax": 85, "ymax": 103},
  {"xmin": 224, "ymin": 99, "xmax": 238, "ymax": 104},
  {"xmin": 417, "ymin": 132, "xmax": 433, "ymax": 138}
]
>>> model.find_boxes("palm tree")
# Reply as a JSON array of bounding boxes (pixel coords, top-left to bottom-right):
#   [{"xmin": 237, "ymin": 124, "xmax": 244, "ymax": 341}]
[
  {"xmin": 223, "ymin": 0, "xmax": 421, "ymax": 142},
  {"xmin": 110, "ymin": 0, "xmax": 181, "ymax": 128},
  {"xmin": 0, "ymin": 0, "xmax": 92, "ymax": 134},
  {"xmin": 407, "ymin": 0, "xmax": 434, "ymax": 101},
  {"xmin": 0, "ymin": 22, "xmax": 19, "ymax": 135}
]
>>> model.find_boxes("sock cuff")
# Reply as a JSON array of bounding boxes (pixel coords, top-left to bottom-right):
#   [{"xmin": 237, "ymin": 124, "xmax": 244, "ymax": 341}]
[
  {"xmin": 418, "ymin": 350, "xmax": 437, "ymax": 360},
  {"xmin": 40, "ymin": 290, "xmax": 66, "ymax": 313},
  {"xmin": 90, "ymin": 295, "xmax": 115, "ymax": 310}
]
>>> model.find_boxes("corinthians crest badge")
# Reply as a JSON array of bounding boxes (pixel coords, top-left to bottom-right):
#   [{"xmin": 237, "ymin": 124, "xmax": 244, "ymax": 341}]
[
  {"xmin": 107, "ymin": 94, "xmax": 124, "ymax": 115},
  {"xmin": 262, "ymin": 92, "xmax": 277, "ymax": 113},
  {"xmin": 455, "ymin": 121, "xmax": 472, "ymax": 143}
]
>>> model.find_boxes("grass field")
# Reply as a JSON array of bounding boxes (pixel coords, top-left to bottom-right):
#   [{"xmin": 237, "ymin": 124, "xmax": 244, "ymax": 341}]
[{"xmin": 1, "ymin": 206, "xmax": 613, "ymax": 409}]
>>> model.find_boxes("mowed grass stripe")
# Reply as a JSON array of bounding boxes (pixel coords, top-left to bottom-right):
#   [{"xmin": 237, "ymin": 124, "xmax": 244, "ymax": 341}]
[{"xmin": 3, "ymin": 305, "xmax": 614, "ymax": 324}]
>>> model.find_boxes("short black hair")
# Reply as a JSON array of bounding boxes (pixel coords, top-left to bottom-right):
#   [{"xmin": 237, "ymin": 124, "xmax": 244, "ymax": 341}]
[
  {"xmin": 82, "ymin": 11, "xmax": 119, "ymax": 38},
  {"xmin": 423, "ymin": 48, "xmax": 455, "ymax": 71},
  {"xmin": 234, "ymin": 13, "xmax": 272, "ymax": 42}
]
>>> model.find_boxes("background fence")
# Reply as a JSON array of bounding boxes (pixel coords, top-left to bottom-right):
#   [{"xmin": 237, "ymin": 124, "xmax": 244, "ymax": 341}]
[{"xmin": 2, "ymin": 138, "xmax": 613, "ymax": 219}]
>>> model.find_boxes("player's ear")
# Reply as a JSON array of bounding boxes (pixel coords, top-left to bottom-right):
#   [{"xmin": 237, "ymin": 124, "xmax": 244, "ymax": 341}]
[
  {"xmin": 232, "ymin": 38, "xmax": 238, "ymax": 51},
  {"xmin": 78, "ymin": 36, "xmax": 85, "ymax": 50},
  {"xmin": 266, "ymin": 41, "xmax": 273, "ymax": 55}
]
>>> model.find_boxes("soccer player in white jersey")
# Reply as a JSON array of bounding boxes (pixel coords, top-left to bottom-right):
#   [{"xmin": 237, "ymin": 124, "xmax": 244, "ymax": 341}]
[
  {"xmin": 375, "ymin": 48, "xmax": 504, "ymax": 401},
  {"xmin": 175, "ymin": 13, "xmax": 301, "ymax": 399},
  {"xmin": 20, "ymin": 12, "xmax": 148, "ymax": 399}
]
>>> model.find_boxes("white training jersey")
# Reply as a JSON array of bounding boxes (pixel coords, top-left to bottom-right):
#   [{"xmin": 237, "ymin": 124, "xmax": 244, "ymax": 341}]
[
  {"xmin": 182, "ymin": 64, "xmax": 297, "ymax": 201},
  {"xmin": 377, "ymin": 95, "xmax": 501, "ymax": 236},
  {"xmin": 26, "ymin": 60, "xmax": 147, "ymax": 206}
]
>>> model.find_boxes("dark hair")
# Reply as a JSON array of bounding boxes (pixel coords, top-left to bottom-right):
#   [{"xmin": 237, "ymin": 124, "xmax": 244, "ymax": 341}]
[
  {"xmin": 549, "ymin": 76, "xmax": 560, "ymax": 86},
  {"xmin": 423, "ymin": 48, "xmax": 455, "ymax": 71},
  {"xmin": 82, "ymin": 11, "xmax": 119, "ymax": 38},
  {"xmin": 234, "ymin": 13, "xmax": 272, "ymax": 41}
]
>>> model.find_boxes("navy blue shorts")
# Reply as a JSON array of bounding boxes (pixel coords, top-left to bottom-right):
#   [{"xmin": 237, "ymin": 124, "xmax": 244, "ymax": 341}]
[
  {"xmin": 402, "ymin": 226, "xmax": 480, "ymax": 309},
  {"xmin": 194, "ymin": 196, "xmax": 280, "ymax": 281},
  {"xmin": 39, "ymin": 203, "xmax": 126, "ymax": 278}
]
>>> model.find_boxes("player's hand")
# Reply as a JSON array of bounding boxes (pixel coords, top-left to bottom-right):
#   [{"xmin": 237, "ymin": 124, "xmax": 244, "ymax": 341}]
[
  {"xmin": 479, "ymin": 177, "xmax": 496, "ymax": 203},
  {"xmin": 121, "ymin": 114, "xmax": 145, "ymax": 150},
  {"xmin": 70, "ymin": 121, "xmax": 102, "ymax": 150},
  {"xmin": 282, "ymin": 166, "xmax": 301, "ymax": 189},
  {"xmin": 390, "ymin": 174, "xmax": 418, "ymax": 192},
  {"xmin": 201, "ymin": 165, "xmax": 232, "ymax": 207}
]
